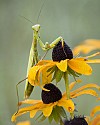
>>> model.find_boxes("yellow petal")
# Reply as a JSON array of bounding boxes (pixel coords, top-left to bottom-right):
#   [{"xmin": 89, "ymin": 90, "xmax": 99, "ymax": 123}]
[
  {"xmin": 84, "ymin": 52, "xmax": 100, "ymax": 59},
  {"xmin": 90, "ymin": 106, "xmax": 100, "ymax": 117},
  {"xmin": 73, "ymin": 39, "xmax": 100, "ymax": 55},
  {"xmin": 90, "ymin": 114, "xmax": 100, "ymax": 125},
  {"xmin": 11, "ymin": 111, "xmax": 27, "ymax": 122},
  {"xmin": 73, "ymin": 45, "xmax": 95, "ymax": 55},
  {"xmin": 56, "ymin": 59, "xmax": 68, "ymax": 72},
  {"xmin": 18, "ymin": 99, "xmax": 42, "ymax": 106},
  {"xmin": 69, "ymin": 79, "xmax": 82, "ymax": 90},
  {"xmin": 11, "ymin": 102, "xmax": 43, "ymax": 122},
  {"xmin": 16, "ymin": 121, "xmax": 30, "ymax": 125},
  {"xmin": 68, "ymin": 59, "xmax": 92, "ymax": 75},
  {"xmin": 42, "ymin": 66, "xmax": 52, "ymax": 85},
  {"xmin": 86, "ymin": 59, "xmax": 100, "ymax": 63},
  {"xmin": 42, "ymin": 104, "xmax": 54, "ymax": 117},
  {"xmin": 85, "ymin": 39, "xmax": 100, "ymax": 48},
  {"xmin": 28, "ymin": 66, "xmax": 41, "ymax": 86},
  {"xmin": 70, "ymin": 83, "xmax": 100, "ymax": 96},
  {"xmin": 85, "ymin": 116, "xmax": 90, "ymax": 125},
  {"xmin": 37, "ymin": 60, "xmax": 53, "ymax": 65},
  {"xmin": 58, "ymin": 99, "xmax": 75, "ymax": 113},
  {"xmin": 30, "ymin": 110, "xmax": 38, "ymax": 118},
  {"xmin": 71, "ymin": 89, "xmax": 98, "ymax": 98}
]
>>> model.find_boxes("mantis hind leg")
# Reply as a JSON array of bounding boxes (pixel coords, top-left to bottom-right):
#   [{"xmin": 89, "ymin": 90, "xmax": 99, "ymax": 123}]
[{"xmin": 16, "ymin": 77, "xmax": 27, "ymax": 113}]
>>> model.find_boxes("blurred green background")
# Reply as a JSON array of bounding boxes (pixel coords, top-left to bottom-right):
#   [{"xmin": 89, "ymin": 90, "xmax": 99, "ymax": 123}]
[{"xmin": 0, "ymin": 0, "xmax": 100, "ymax": 125}]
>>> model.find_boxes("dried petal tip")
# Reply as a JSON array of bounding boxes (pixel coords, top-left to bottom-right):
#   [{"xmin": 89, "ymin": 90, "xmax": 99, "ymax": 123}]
[
  {"xmin": 52, "ymin": 41, "xmax": 73, "ymax": 61},
  {"xmin": 64, "ymin": 116, "xmax": 88, "ymax": 125},
  {"xmin": 41, "ymin": 83, "xmax": 62, "ymax": 104}
]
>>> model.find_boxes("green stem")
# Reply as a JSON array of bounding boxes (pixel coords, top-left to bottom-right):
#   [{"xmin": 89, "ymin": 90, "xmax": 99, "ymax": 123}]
[
  {"xmin": 64, "ymin": 72, "xmax": 70, "ymax": 99},
  {"xmin": 64, "ymin": 72, "xmax": 74, "ymax": 119}
]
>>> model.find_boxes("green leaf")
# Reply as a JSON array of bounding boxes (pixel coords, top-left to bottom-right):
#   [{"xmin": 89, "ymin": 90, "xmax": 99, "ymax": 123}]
[
  {"xmin": 67, "ymin": 67, "xmax": 79, "ymax": 77},
  {"xmin": 56, "ymin": 106, "xmax": 67, "ymax": 119},
  {"xmin": 47, "ymin": 66, "xmax": 56, "ymax": 72},
  {"xmin": 39, "ymin": 115, "xmax": 46, "ymax": 122},
  {"xmin": 48, "ymin": 106, "xmax": 67, "ymax": 124},
  {"xmin": 52, "ymin": 107, "xmax": 60, "ymax": 123},
  {"xmin": 60, "ymin": 119, "xmax": 64, "ymax": 125},
  {"xmin": 51, "ymin": 67, "xmax": 58, "ymax": 81},
  {"xmin": 36, "ymin": 113, "xmax": 46, "ymax": 122},
  {"xmin": 48, "ymin": 112, "xmax": 54, "ymax": 123},
  {"xmin": 55, "ymin": 70, "xmax": 63, "ymax": 83},
  {"xmin": 51, "ymin": 67, "xmax": 63, "ymax": 83},
  {"xmin": 47, "ymin": 66, "xmax": 56, "ymax": 77},
  {"xmin": 35, "ymin": 113, "xmax": 43, "ymax": 121}
]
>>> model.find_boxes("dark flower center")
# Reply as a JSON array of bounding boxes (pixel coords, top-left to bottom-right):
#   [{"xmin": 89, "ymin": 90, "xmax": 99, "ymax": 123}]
[
  {"xmin": 52, "ymin": 41, "xmax": 73, "ymax": 61},
  {"xmin": 64, "ymin": 117, "xmax": 88, "ymax": 125},
  {"xmin": 41, "ymin": 83, "xmax": 62, "ymax": 104}
]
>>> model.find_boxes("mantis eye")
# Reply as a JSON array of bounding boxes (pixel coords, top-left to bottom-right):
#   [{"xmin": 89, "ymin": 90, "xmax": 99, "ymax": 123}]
[
  {"xmin": 52, "ymin": 41, "xmax": 73, "ymax": 61},
  {"xmin": 41, "ymin": 83, "xmax": 62, "ymax": 104}
]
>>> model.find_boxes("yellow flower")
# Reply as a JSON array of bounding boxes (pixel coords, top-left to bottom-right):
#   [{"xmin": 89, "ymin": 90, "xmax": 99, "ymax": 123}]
[
  {"xmin": 27, "ymin": 40, "xmax": 100, "ymax": 88},
  {"xmin": 12, "ymin": 80, "xmax": 100, "ymax": 122},
  {"xmin": 28, "ymin": 52, "xmax": 100, "ymax": 87},
  {"xmin": 11, "ymin": 83, "xmax": 75, "ymax": 122},
  {"xmin": 73, "ymin": 39, "xmax": 100, "ymax": 55}
]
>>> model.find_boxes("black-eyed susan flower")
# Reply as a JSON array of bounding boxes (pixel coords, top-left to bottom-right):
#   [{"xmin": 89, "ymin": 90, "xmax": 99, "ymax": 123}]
[
  {"xmin": 73, "ymin": 39, "xmax": 100, "ymax": 55},
  {"xmin": 12, "ymin": 83, "xmax": 75, "ymax": 123},
  {"xmin": 28, "ymin": 40, "xmax": 100, "ymax": 88},
  {"xmin": 64, "ymin": 116, "xmax": 88, "ymax": 125}
]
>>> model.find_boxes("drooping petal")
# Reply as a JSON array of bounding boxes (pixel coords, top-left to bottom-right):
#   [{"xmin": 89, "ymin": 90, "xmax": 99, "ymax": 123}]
[
  {"xmin": 12, "ymin": 112, "xmax": 26, "ymax": 122},
  {"xmin": 68, "ymin": 59, "xmax": 92, "ymax": 75},
  {"xmin": 57, "ymin": 99, "xmax": 75, "ymax": 113},
  {"xmin": 42, "ymin": 66, "xmax": 52, "ymax": 85},
  {"xmin": 56, "ymin": 59, "xmax": 68, "ymax": 72},
  {"xmin": 90, "ymin": 106, "xmax": 100, "ymax": 117},
  {"xmin": 11, "ymin": 102, "xmax": 43, "ymax": 122},
  {"xmin": 71, "ymin": 89, "xmax": 98, "ymax": 98},
  {"xmin": 28, "ymin": 66, "xmax": 41, "ymax": 86},
  {"xmin": 42, "ymin": 104, "xmax": 54, "ymax": 117},
  {"xmin": 30, "ymin": 110, "xmax": 38, "ymax": 118}
]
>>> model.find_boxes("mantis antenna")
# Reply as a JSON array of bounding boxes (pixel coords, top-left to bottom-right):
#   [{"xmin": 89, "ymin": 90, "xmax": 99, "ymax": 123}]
[
  {"xmin": 19, "ymin": 15, "xmax": 34, "ymax": 25},
  {"xmin": 36, "ymin": 0, "xmax": 47, "ymax": 23}
]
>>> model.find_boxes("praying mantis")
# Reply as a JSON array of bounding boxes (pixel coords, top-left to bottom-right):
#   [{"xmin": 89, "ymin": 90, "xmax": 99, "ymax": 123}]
[
  {"xmin": 16, "ymin": 23, "xmax": 64, "ymax": 106},
  {"xmin": 24, "ymin": 24, "xmax": 64, "ymax": 98}
]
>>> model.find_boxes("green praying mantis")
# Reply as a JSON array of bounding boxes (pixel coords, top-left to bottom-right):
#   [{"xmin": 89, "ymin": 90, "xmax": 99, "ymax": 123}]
[{"xmin": 16, "ymin": 23, "xmax": 64, "ymax": 109}]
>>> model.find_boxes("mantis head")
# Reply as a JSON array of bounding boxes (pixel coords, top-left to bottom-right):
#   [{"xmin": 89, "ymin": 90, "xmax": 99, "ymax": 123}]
[{"xmin": 32, "ymin": 24, "xmax": 40, "ymax": 32}]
